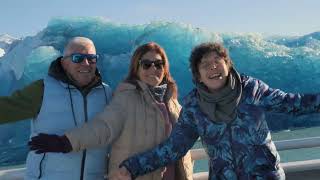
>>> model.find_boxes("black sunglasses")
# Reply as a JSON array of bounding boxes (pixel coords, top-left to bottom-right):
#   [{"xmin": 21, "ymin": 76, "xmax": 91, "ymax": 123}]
[
  {"xmin": 64, "ymin": 53, "xmax": 99, "ymax": 64},
  {"xmin": 139, "ymin": 59, "xmax": 165, "ymax": 70}
]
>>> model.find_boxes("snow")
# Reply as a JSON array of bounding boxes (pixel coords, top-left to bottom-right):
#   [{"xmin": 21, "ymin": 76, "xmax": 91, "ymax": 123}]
[{"xmin": 0, "ymin": 48, "xmax": 4, "ymax": 57}]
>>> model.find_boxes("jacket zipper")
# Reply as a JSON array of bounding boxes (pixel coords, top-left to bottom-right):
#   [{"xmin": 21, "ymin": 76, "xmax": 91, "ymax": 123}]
[
  {"xmin": 80, "ymin": 97, "xmax": 88, "ymax": 180},
  {"xmin": 37, "ymin": 153, "xmax": 46, "ymax": 179}
]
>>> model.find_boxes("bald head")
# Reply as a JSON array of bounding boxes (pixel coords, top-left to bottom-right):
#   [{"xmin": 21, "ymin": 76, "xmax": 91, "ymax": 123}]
[
  {"xmin": 61, "ymin": 37, "xmax": 98, "ymax": 87},
  {"xmin": 63, "ymin": 37, "xmax": 96, "ymax": 56}
]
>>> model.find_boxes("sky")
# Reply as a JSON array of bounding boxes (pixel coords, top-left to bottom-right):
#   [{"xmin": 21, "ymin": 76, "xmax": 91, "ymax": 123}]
[{"xmin": 0, "ymin": 0, "xmax": 319, "ymax": 38}]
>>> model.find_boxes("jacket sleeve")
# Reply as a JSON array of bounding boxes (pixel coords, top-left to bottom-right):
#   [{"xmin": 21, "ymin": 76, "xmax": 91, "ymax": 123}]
[
  {"xmin": 120, "ymin": 107, "xmax": 199, "ymax": 179},
  {"xmin": 0, "ymin": 80, "xmax": 43, "ymax": 124},
  {"xmin": 244, "ymin": 77, "xmax": 320, "ymax": 115},
  {"xmin": 65, "ymin": 91, "xmax": 128, "ymax": 151}
]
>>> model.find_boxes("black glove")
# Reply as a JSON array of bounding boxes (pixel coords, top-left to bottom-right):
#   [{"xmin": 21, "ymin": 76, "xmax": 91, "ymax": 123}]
[{"xmin": 28, "ymin": 133, "xmax": 73, "ymax": 154}]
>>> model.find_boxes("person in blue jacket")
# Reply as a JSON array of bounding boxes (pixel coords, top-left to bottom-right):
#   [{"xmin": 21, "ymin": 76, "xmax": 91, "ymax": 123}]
[{"xmin": 113, "ymin": 42, "xmax": 320, "ymax": 180}]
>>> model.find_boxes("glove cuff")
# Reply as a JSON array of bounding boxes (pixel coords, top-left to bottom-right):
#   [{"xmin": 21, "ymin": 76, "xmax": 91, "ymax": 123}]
[{"xmin": 60, "ymin": 135, "xmax": 73, "ymax": 153}]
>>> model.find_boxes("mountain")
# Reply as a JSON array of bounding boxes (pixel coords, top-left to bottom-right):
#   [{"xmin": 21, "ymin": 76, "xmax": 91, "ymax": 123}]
[{"xmin": 0, "ymin": 34, "xmax": 19, "ymax": 58}]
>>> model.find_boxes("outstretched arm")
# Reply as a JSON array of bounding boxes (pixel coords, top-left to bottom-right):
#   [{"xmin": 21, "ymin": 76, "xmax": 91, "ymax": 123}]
[
  {"xmin": 244, "ymin": 76, "xmax": 320, "ymax": 115},
  {"xmin": 29, "ymin": 91, "xmax": 128, "ymax": 153},
  {"xmin": 65, "ymin": 92, "xmax": 127, "ymax": 151},
  {"xmin": 0, "ymin": 80, "xmax": 43, "ymax": 124},
  {"xmin": 118, "ymin": 108, "xmax": 199, "ymax": 179}
]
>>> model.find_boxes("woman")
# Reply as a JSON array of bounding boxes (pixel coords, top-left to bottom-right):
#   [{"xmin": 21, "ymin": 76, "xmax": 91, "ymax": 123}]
[
  {"xmin": 29, "ymin": 42, "xmax": 193, "ymax": 180},
  {"xmin": 114, "ymin": 42, "xmax": 320, "ymax": 180}
]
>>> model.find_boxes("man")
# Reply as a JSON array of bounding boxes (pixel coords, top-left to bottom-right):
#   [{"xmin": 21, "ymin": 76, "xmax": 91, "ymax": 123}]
[{"xmin": 0, "ymin": 37, "xmax": 112, "ymax": 180}]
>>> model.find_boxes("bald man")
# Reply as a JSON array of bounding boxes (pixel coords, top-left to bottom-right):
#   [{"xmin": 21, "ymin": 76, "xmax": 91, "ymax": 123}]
[{"xmin": 0, "ymin": 37, "xmax": 112, "ymax": 180}]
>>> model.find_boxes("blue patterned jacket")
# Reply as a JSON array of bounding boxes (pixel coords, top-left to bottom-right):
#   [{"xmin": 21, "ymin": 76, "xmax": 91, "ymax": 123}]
[{"xmin": 121, "ymin": 74, "xmax": 320, "ymax": 180}]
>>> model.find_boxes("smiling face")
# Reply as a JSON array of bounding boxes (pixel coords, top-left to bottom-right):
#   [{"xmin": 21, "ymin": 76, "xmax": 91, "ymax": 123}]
[
  {"xmin": 61, "ymin": 39, "xmax": 97, "ymax": 87},
  {"xmin": 137, "ymin": 50, "xmax": 165, "ymax": 87},
  {"xmin": 198, "ymin": 52, "xmax": 230, "ymax": 92}
]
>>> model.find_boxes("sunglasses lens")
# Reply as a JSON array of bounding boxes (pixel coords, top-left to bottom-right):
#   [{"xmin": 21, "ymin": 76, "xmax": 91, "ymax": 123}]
[
  {"xmin": 141, "ymin": 62, "xmax": 152, "ymax": 69},
  {"xmin": 140, "ymin": 60, "xmax": 164, "ymax": 70},
  {"xmin": 72, "ymin": 54, "xmax": 84, "ymax": 63},
  {"xmin": 87, "ymin": 55, "xmax": 98, "ymax": 63},
  {"xmin": 154, "ymin": 62, "xmax": 164, "ymax": 69},
  {"xmin": 71, "ymin": 54, "xmax": 98, "ymax": 64}
]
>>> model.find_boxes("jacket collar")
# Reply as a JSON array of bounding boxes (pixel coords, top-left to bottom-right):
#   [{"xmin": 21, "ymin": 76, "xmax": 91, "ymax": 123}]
[{"xmin": 116, "ymin": 80, "xmax": 175, "ymax": 103}]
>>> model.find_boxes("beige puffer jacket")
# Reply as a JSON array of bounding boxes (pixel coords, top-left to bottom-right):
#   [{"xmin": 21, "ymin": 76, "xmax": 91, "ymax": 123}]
[{"xmin": 66, "ymin": 80, "xmax": 193, "ymax": 180}]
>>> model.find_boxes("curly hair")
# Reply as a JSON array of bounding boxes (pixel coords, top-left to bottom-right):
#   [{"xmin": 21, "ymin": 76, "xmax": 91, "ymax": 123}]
[{"xmin": 189, "ymin": 42, "xmax": 233, "ymax": 82}]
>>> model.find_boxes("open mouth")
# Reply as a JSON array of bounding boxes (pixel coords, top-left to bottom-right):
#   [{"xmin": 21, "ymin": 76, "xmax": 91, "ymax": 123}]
[
  {"xmin": 78, "ymin": 70, "xmax": 90, "ymax": 73},
  {"xmin": 208, "ymin": 73, "xmax": 222, "ymax": 79}
]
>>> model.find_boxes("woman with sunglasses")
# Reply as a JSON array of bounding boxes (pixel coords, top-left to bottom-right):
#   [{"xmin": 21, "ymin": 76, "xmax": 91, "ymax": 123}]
[
  {"xmin": 111, "ymin": 42, "xmax": 320, "ymax": 180},
  {"xmin": 29, "ymin": 42, "xmax": 194, "ymax": 180}
]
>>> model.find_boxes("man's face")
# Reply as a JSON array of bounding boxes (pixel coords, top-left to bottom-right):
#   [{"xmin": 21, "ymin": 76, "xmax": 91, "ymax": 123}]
[{"xmin": 61, "ymin": 44, "xmax": 97, "ymax": 87}]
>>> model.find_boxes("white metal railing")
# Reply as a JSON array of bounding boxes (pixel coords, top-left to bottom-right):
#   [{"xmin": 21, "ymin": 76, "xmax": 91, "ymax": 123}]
[
  {"xmin": 191, "ymin": 136, "xmax": 320, "ymax": 179},
  {"xmin": 0, "ymin": 167, "xmax": 25, "ymax": 179},
  {"xmin": 1, "ymin": 137, "xmax": 320, "ymax": 180}
]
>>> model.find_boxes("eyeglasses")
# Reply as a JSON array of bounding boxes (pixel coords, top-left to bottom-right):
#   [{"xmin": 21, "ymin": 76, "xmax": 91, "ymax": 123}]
[
  {"xmin": 139, "ymin": 59, "xmax": 165, "ymax": 70},
  {"xmin": 64, "ymin": 53, "xmax": 99, "ymax": 64}
]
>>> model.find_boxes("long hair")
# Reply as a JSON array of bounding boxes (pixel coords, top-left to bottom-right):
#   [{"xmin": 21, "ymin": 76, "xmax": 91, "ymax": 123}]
[{"xmin": 126, "ymin": 42, "xmax": 178, "ymax": 99}]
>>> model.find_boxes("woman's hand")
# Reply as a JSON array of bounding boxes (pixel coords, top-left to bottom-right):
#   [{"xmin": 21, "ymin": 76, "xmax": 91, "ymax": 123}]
[
  {"xmin": 109, "ymin": 166, "xmax": 132, "ymax": 180},
  {"xmin": 28, "ymin": 133, "xmax": 72, "ymax": 154}
]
